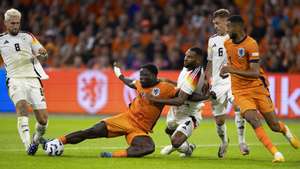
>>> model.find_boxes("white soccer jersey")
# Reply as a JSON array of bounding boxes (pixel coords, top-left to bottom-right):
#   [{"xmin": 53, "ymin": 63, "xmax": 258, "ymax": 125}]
[
  {"xmin": 169, "ymin": 66, "xmax": 205, "ymax": 119},
  {"xmin": 207, "ymin": 34, "xmax": 231, "ymax": 86},
  {"xmin": 0, "ymin": 32, "xmax": 48, "ymax": 79}
]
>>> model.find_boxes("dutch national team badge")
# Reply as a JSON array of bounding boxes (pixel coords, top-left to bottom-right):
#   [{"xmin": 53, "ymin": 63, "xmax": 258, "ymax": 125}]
[
  {"xmin": 152, "ymin": 87, "xmax": 160, "ymax": 96},
  {"xmin": 238, "ymin": 48, "xmax": 245, "ymax": 58}
]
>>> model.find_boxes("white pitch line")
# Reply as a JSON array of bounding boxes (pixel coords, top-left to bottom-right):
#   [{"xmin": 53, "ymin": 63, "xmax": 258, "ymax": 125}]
[{"xmin": 0, "ymin": 142, "xmax": 289, "ymax": 152}]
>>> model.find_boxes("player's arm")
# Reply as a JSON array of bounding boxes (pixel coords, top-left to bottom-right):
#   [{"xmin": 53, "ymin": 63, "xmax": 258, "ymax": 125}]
[
  {"xmin": 220, "ymin": 62, "xmax": 260, "ymax": 78},
  {"xmin": 188, "ymin": 91, "xmax": 216, "ymax": 101},
  {"xmin": 113, "ymin": 62, "xmax": 136, "ymax": 89},
  {"xmin": 159, "ymin": 77, "xmax": 177, "ymax": 86},
  {"xmin": 146, "ymin": 90, "xmax": 190, "ymax": 106},
  {"xmin": 29, "ymin": 33, "xmax": 48, "ymax": 62},
  {"xmin": 220, "ymin": 40, "xmax": 260, "ymax": 78}
]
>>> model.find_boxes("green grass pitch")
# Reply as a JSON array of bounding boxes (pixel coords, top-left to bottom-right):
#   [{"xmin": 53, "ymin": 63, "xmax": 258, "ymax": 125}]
[{"xmin": 0, "ymin": 113, "xmax": 299, "ymax": 169}]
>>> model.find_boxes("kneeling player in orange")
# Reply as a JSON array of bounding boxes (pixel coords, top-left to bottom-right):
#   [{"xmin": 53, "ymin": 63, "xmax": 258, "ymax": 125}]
[
  {"xmin": 220, "ymin": 15, "xmax": 300, "ymax": 162},
  {"xmin": 52, "ymin": 63, "xmax": 178, "ymax": 157}
]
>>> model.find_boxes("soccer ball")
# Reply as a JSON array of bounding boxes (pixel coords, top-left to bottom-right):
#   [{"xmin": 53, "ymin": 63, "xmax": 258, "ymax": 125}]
[{"xmin": 44, "ymin": 139, "xmax": 64, "ymax": 156}]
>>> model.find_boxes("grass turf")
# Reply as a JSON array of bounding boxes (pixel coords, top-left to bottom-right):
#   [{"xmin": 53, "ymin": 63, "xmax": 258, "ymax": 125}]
[{"xmin": 0, "ymin": 113, "xmax": 299, "ymax": 169}]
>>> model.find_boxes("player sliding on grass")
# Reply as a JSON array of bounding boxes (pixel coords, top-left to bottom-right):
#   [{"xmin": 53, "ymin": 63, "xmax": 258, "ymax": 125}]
[
  {"xmin": 46, "ymin": 63, "xmax": 208, "ymax": 157},
  {"xmin": 220, "ymin": 15, "xmax": 300, "ymax": 162},
  {"xmin": 146, "ymin": 47, "xmax": 214, "ymax": 157}
]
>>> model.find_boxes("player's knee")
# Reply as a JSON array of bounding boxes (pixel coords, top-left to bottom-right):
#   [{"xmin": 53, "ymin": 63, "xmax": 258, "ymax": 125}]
[
  {"xmin": 16, "ymin": 101, "xmax": 28, "ymax": 116},
  {"xmin": 171, "ymin": 137, "xmax": 184, "ymax": 148},
  {"xmin": 143, "ymin": 143, "xmax": 155, "ymax": 155},
  {"xmin": 215, "ymin": 117, "xmax": 225, "ymax": 126},
  {"xmin": 270, "ymin": 123, "xmax": 281, "ymax": 132},
  {"xmin": 85, "ymin": 121, "xmax": 108, "ymax": 137}
]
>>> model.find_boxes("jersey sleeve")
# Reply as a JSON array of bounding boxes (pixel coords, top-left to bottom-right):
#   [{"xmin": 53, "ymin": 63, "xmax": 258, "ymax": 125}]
[
  {"xmin": 28, "ymin": 33, "xmax": 44, "ymax": 55},
  {"xmin": 180, "ymin": 67, "xmax": 201, "ymax": 95},
  {"xmin": 247, "ymin": 40, "xmax": 260, "ymax": 63},
  {"xmin": 207, "ymin": 38, "xmax": 213, "ymax": 61}
]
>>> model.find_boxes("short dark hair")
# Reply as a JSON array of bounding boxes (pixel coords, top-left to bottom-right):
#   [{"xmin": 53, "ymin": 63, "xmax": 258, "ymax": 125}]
[
  {"xmin": 140, "ymin": 63, "xmax": 158, "ymax": 76},
  {"xmin": 228, "ymin": 15, "xmax": 245, "ymax": 25},
  {"xmin": 213, "ymin": 9, "xmax": 230, "ymax": 18},
  {"xmin": 189, "ymin": 47, "xmax": 203, "ymax": 57}
]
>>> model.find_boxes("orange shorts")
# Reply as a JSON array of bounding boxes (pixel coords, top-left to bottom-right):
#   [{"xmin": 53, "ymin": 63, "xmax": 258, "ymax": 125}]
[
  {"xmin": 234, "ymin": 88, "xmax": 274, "ymax": 115},
  {"xmin": 103, "ymin": 112, "xmax": 149, "ymax": 145}
]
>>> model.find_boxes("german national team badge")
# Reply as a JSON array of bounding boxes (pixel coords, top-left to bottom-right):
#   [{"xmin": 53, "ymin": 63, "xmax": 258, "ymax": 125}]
[
  {"xmin": 152, "ymin": 87, "xmax": 160, "ymax": 96},
  {"xmin": 238, "ymin": 48, "xmax": 245, "ymax": 58}
]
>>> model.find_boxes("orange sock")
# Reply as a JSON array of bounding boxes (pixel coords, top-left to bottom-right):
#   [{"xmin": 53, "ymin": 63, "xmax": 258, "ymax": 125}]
[
  {"xmin": 255, "ymin": 126, "xmax": 278, "ymax": 155},
  {"xmin": 112, "ymin": 150, "xmax": 127, "ymax": 157},
  {"xmin": 58, "ymin": 136, "xmax": 67, "ymax": 144},
  {"xmin": 278, "ymin": 121, "xmax": 287, "ymax": 134}
]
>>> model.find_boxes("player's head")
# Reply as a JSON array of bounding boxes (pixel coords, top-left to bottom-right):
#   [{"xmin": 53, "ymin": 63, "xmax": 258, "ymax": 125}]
[
  {"xmin": 212, "ymin": 9, "xmax": 230, "ymax": 35},
  {"xmin": 4, "ymin": 8, "xmax": 21, "ymax": 36},
  {"xmin": 139, "ymin": 63, "xmax": 159, "ymax": 87},
  {"xmin": 227, "ymin": 15, "xmax": 245, "ymax": 40},
  {"xmin": 184, "ymin": 47, "xmax": 204, "ymax": 70}
]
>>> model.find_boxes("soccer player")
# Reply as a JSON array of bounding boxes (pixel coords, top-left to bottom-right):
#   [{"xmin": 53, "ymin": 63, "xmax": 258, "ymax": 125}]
[
  {"xmin": 220, "ymin": 15, "xmax": 300, "ymax": 162},
  {"xmin": 206, "ymin": 9, "xmax": 249, "ymax": 158},
  {"xmin": 51, "ymin": 64, "xmax": 178, "ymax": 157},
  {"xmin": 0, "ymin": 8, "xmax": 49, "ymax": 155},
  {"xmin": 146, "ymin": 47, "xmax": 210, "ymax": 157}
]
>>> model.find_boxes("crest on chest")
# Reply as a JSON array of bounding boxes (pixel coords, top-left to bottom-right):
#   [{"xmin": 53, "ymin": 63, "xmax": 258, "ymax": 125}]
[{"xmin": 238, "ymin": 48, "xmax": 245, "ymax": 58}]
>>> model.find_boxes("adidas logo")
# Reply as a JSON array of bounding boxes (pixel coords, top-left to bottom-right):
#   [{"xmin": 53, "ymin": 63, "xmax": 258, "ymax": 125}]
[
  {"xmin": 212, "ymin": 43, "xmax": 217, "ymax": 47},
  {"xmin": 4, "ymin": 40, "xmax": 9, "ymax": 44}
]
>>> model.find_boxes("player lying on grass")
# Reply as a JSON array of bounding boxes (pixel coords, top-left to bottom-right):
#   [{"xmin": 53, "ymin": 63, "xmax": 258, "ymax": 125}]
[
  {"xmin": 220, "ymin": 15, "xmax": 300, "ymax": 162},
  {"xmin": 146, "ymin": 47, "xmax": 215, "ymax": 157},
  {"xmin": 45, "ymin": 63, "xmax": 210, "ymax": 157}
]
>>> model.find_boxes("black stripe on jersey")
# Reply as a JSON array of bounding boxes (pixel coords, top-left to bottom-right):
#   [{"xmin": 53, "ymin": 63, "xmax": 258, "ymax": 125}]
[
  {"xmin": 249, "ymin": 59, "xmax": 260, "ymax": 63},
  {"xmin": 6, "ymin": 78, "xmax": 10, "ymax": 88},
  {"xmin": 31, "ymin": 61, "xmax": 41, "ymax": 78},
  {"xmin": 37, "ymin": 77, "xmax": 43, "ymax": 87},
  {"xmin": 209, "ymin": 34, "xmax": 218, "ymax": 39},
  {"xmin": 259, "ymin": 76, "xmax": 268, "ymax": 88}
]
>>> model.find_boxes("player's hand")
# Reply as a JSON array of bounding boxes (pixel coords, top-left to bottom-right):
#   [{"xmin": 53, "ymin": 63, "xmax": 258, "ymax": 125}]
[
  {"xmin": 37, "ymin": 48, "xmax": 48, "ymax": 61},
  {"xmin": 220, "ymin": 66, "xmax": 232, "ymax": 79},
  {"xmin": 113, "ymin": 62, "xmax": 123, "ymax": 78}
]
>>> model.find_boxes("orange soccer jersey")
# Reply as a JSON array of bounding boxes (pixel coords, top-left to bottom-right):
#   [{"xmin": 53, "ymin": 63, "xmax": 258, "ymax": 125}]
[
  {"xmin": 104, "ymin": 80, "xmax": 177, "ymax": 144},
  {"xmin": 224, "ymin": 36, "xmax": 274, "ymax": 114}
]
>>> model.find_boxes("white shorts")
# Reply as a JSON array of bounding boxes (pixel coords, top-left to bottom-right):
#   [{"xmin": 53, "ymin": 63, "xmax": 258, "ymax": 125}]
[
  {"xmin": 7, "ymin": 77, "xmax": 47, "ymax": 110},
  {"xmin": 211, "ymin": 84, "xmax": 234, "ymax": 117},
  {"xmin": 166, "ymin": 103, "xmax": 203, "ymax": 137}
]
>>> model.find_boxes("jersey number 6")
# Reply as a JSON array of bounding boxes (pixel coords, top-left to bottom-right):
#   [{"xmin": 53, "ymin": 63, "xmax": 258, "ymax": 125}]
[{"xmin": 218, "ymin": 48, "xmax": 223, "ymax": 57}]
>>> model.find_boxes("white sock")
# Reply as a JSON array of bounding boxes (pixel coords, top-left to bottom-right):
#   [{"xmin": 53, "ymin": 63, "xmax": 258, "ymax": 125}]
[
  {"xmin": 217, "ymin": 124, "xmax": 228, "ymax": 144},
  {"xmin": 177, "ymin": 141, "xmax": 190, "ymax": 153},
  {"xmin": 33, "ymin": 122, "xmax": 48, "ymax": 144},
  {"xmin": 235, "ymin": 112, "xmax": 246, "ymax": 143},
  {"xmin": 17, "ymin": 116, "xmax": 31, "ymax": 150}
]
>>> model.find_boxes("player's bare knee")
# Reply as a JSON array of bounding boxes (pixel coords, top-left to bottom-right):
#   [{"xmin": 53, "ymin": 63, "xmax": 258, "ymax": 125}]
[
  {"xmin": 270, "ymin": 123, "xmax": 281, "ymax": 132},
  {"xmin": 171, "ymin": 134, "xmax": 185, "ymax": 148},
  {"xmin": 16, "ymin": 101, "xmax": 28, "ymax": 116},
  {"xmin": 215, "ymin": 116, "xmax": 225, "ymax": 126}
]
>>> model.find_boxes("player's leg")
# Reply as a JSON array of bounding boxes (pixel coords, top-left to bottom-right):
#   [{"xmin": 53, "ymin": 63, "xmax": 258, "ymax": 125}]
[
  {"xmin": 58, "ymin": 121, "xmax": 108, "ymax": 144},
  {"xmin": 101, "ymin": 136, "xmax": 155, "ymax": 158},
  {"xmin": 8, "ymin": 78, "xmax": 31, "ymax": 151},
  {"xmin": 16, "ymin": 100, "xmax": 31, "ymax": 151},
  {"xmin": 212, "ymin": 99, "xmax": 229, "ymax": 158},
  {"xmin": 236, "ymin": 94, "xmax": 283, "ymax": 162},
  {"xmin": 170, "ymin": 117, "xmax": 197, "ymax": 157},
  {"xmin": 243, "ymin": 110, "xmax": 284, "ymax": 162},
  {"xmin": 160, "ymin": 109, "xmax": 177, "ymax": 155},
  {"xmin": 27, "ymin": 80, "xmax": 49, "ymax": 155},
  {"xmin": 233, "ymin": 104, "xmax": 249, "ymax": 155},
  {"xmin": 261, "ymin": 112, "xmax": 300, "ymax": 149},
  {"xmin": 256, "ymin": 94, "xmax": 300, "ymax": 149}
]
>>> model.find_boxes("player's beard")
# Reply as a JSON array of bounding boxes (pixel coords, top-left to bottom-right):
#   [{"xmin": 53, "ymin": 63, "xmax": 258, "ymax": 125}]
[{"xmin": 9, "ymin": 28, "xmax": 19, "ymax": 36}]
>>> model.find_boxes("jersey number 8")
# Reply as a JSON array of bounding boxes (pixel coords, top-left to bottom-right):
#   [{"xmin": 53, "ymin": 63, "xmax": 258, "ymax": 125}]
[{"xmin": 14, "ymin": 43, "xmax": 21, "ymax": 51}]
